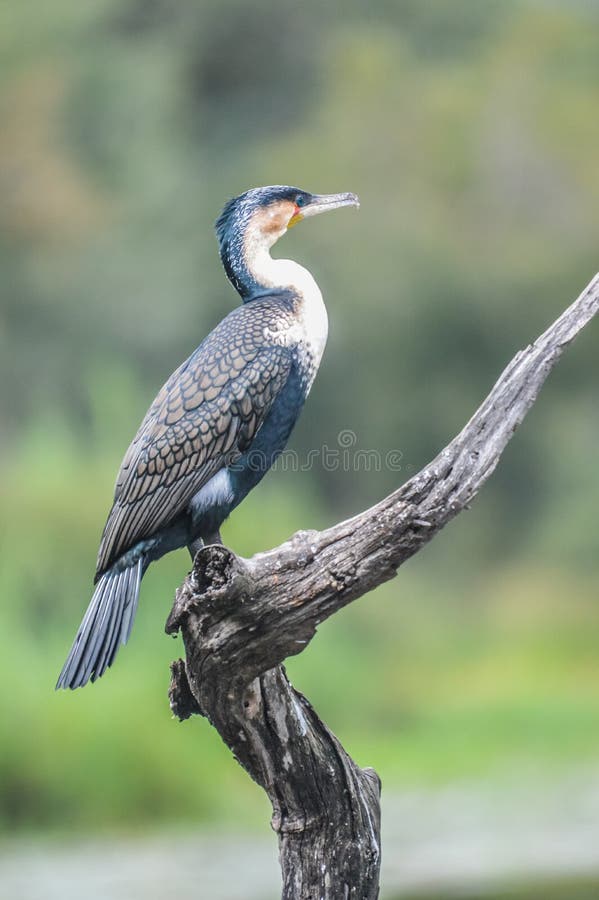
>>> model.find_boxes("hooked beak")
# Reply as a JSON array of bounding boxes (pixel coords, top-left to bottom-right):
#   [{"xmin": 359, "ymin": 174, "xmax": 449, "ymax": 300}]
[{"xmin": 289, "ymin": 191, "xmax": 360, "ymax": 227}]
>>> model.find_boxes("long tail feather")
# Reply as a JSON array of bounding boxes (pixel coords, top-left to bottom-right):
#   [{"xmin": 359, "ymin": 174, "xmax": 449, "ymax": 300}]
[{"xmin": 56, "ymin": 558, "xmax": 143, "ymax": 690}]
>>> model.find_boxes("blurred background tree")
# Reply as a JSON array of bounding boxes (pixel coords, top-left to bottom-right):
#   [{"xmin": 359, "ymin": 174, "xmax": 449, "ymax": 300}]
[{"xmin": 1, "ymin": 1, "xmax": 599, "ymax": 886}]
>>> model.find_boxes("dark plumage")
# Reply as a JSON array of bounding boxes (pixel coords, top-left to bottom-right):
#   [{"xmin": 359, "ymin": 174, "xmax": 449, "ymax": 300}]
[{"xmin": 57, "ymin": 184, "xmax": 359, "ymax": 689}]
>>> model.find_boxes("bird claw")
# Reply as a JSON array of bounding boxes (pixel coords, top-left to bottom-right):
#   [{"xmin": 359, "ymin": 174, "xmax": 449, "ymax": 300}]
[{"xmin": 165, "ymin": 544, "xmax": 238, "ymax": 635}]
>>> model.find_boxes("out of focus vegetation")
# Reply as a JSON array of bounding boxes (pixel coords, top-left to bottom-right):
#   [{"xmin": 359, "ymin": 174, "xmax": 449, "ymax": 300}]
[{"xmin": 1, "ymin": 0, "xmax": 599, "ymax": 842}]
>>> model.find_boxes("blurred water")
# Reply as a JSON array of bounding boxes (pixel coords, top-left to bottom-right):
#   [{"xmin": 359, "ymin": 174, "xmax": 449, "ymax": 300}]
[
  {"xmin": 382, "ymin": 769, "xmax": 599, "ymax": 896},
  {"xmin": 3, "ymin": 771, "xmax": 599, "ymax": 900},
  {"xmin": 0, "ymin": 831, "xmax": 280, "ymax": 900}
]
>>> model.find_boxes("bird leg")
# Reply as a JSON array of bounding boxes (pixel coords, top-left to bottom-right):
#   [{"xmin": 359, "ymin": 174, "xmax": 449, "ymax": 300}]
[
  {"xmin": 187, "ymin": 538, "xmax": 204, "ymax": 561},
  {"xmin": 187, "ymin": 530, "xmax": 223, "ymax": 562}
]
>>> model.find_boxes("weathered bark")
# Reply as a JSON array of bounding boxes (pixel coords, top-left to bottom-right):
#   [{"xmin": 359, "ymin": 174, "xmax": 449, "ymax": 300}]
[{"xmin": 167, "ymin": 273, "xmax": 599, "ymax": 899}]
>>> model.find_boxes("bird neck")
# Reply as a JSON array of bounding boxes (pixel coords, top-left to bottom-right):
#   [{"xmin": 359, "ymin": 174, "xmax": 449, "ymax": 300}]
[{"xmin": 221, "ymin": 228, "xmax": 319, "ymax": 302}]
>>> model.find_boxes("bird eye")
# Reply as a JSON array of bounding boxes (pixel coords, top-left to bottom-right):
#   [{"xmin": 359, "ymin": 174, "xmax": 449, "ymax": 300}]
[{"xmin": 295, "ymin": 195, "xmax": 306, "ymax": 208}]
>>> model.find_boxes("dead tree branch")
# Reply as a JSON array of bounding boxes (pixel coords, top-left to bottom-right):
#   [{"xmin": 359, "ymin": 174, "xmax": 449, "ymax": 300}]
[{"xmin": 167, "ymin": 273, "xmax": 599, "ymax": 900}]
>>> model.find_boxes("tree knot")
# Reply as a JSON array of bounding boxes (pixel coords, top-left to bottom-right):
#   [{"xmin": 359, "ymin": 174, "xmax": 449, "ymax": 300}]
[{"xmin": 168, "ymin": 658, "xmax": 203, "ymax": 720}]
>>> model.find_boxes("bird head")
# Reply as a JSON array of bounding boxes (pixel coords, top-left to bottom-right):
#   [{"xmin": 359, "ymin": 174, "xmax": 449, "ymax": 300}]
[
  {"xmin": 217, "ymin": 185, "xmax": 359, "ymax": 247},
  {"xmin": 215, "ymin": 185, "xmax": 359, "ymax": 297}
]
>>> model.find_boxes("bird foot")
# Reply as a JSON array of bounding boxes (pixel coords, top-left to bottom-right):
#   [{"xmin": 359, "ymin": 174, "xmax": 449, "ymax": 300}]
[{"xmin": 165, "ymin": 543, "xmax": 237, "ymax": 635}]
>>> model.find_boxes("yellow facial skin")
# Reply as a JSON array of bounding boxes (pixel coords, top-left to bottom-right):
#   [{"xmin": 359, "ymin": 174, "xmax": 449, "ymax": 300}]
[{"xmin": 251, "ymin": 192, "xmax": 360, "ymax": 238}]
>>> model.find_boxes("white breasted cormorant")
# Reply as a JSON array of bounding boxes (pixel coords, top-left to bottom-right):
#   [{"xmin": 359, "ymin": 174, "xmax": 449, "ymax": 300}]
[{"xmin": 57, "ymin": 185, "xmax": 359, "ymax": 689}]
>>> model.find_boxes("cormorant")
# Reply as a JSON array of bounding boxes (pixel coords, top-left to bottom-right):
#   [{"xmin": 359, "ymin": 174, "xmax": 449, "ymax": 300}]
[{"xmin": 57, "ymin": 185, "xmax": 359, "ymax": 690}]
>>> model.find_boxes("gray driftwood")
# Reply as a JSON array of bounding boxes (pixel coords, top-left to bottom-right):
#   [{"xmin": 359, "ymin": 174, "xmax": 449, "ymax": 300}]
[{"xmin": 167, "ymin": 273, "xmax": 599, "ymax": 899}]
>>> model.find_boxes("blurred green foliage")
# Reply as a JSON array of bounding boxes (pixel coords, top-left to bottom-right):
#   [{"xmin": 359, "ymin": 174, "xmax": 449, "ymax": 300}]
[{"xmin": 1, "ymin": 0, "xmax": 599, "ymax": 837}]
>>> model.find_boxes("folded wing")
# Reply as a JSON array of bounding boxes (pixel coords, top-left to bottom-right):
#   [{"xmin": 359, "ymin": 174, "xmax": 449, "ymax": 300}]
[{"xmin": 96, "ymin": 306, "xmax": 292, "ymax": 578}]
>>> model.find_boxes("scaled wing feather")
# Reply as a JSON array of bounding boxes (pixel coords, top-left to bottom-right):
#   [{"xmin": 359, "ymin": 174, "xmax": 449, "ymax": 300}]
[{"xmin": 95, "ymin": 306, "xmax": 293, "ymax": 577}]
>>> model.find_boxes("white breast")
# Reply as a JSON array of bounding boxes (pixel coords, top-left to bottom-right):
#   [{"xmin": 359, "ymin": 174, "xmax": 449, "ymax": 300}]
[
  {"xmin": 257, "ymin": 255, "xmax": 329, "ymax": 379},
  {"xmin": 280, "ymin": 259, "xmax": 328, "ymax": 367}
]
